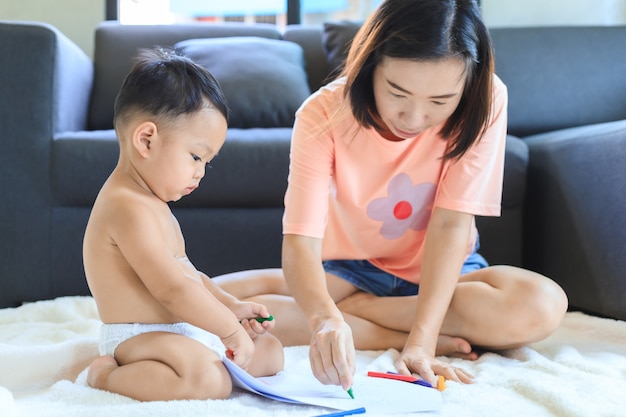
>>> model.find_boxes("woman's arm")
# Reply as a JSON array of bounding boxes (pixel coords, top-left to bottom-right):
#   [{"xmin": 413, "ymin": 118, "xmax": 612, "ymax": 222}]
[
  {"xmin": 282, "ymin": 234, "xmax": 336, "ymax": 327},
  {"xmin": 397, "ymin": 207, "xmax": 472, "ymax": 383},
  {"xmin": 282, "ymin": 234, "xmax": 355, "ymax": 390}
]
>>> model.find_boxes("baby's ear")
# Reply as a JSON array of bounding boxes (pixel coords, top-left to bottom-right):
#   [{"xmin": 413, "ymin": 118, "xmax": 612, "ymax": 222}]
[{"xmin": 132, "ymin": 121, "xmax": 158, "ymax": 158}]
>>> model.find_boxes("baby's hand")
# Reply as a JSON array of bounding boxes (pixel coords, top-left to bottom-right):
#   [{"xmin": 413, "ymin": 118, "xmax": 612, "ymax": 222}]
[
  {"xmin": 240, "ymin": 315, "xmax": 275, "ymax": 339},
  {"xmin": 222, "ymin": 327, "xmax": 254, "ymax": 370},
  {"xmin": 230, "ymin": 301, "xmax": 276, "ymax": 337}
]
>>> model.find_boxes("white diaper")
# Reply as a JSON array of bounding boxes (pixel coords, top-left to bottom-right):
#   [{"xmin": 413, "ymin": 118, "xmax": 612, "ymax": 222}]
[{"xmin": 99, "ymin": 322, "xmax": 224, "ymax": 357}]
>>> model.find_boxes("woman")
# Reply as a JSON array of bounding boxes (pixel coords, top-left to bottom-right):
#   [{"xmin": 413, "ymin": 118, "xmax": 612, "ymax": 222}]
[{"xmin": 215, "ymin": 0, "xmax": 568, "ymax": 390}]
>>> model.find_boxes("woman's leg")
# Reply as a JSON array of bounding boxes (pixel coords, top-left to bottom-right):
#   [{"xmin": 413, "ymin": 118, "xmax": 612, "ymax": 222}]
[
  {"xmin": 213, "ymin": 268, "xmax": 288, "ymax": 298},
  {"xmin": 449, "ymin": 265, "xmax": 567, "ymax": 348},
  {"xmin": 337, "ymin": 265, "xmax": 568, "ymax": 349},
  {"xmin": 220, "ymin": 268, "xmax": 359, "ymax": 346},
  {"xmin": 214, "ymin": 269, "xmax": 478, "ymax": 356}
]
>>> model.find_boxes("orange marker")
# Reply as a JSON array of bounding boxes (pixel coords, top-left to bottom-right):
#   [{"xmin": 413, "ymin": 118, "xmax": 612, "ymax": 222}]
[{"xmin": 436, "ymin": 375, "xmax": 446, "ymax": 391}]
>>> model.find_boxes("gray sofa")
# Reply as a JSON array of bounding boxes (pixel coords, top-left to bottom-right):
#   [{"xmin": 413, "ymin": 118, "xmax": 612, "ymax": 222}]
[{"xmin": 1, "ymin": 20, "xmax": 625, "ymax": 321}]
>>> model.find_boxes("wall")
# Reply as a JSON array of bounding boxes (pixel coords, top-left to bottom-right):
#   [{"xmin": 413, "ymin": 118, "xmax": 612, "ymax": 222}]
[
  {"xmin": 0, "ymin": 0, "xmax": 104, "ymax": 58},
  {"xmin": 482, "ymin": 0, "xmax": 626, "ymax": 27}
]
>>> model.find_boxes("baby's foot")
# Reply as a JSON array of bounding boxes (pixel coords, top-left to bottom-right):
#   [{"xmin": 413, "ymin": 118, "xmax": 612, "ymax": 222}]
[
  {"xmin": 87, "ymin": 356, "xmax": 118, "ymax": 389},
  {"xmin": 436, "ymin": 335, "xmax": 479, "ymax": 360}
]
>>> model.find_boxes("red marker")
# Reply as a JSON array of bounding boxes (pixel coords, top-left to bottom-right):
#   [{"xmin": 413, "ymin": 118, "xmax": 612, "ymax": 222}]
[{"xmin": 366, "ymin": 371, "xmax": 435, "ymax": 389}]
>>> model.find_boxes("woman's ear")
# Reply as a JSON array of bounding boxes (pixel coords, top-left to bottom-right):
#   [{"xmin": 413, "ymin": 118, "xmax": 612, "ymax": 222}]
[{"xmin": 132, "ymin": 121, "xmax": 158, "ymax": 158}]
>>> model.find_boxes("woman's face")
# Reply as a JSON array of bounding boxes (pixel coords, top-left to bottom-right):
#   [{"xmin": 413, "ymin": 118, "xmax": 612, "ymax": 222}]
[{"xmin": 372, "ymin": 56, "xmax": 467, "ymax": 141}]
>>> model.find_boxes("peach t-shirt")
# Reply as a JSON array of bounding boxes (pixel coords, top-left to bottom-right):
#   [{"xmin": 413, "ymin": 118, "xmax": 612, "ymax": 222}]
[{"xmin": 283, "ymin": 75, "xmax": 508, "ymax": 284}]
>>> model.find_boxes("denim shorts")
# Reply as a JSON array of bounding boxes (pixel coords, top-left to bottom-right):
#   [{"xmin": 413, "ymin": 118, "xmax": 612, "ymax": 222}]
[{"xmin": 322, "ymin": 239, "xmax": 488, "ymax": 297}]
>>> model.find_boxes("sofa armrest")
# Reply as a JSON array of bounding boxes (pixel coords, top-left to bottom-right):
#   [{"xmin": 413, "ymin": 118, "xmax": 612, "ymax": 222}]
[
  {"xmin": 476, "ymin": 135, "xmax": 528, "ymax": 267},
  {"xmin": 524, "ymin": 119, "xmax": 626, "ymax": 320},
  {"xmin": 0, "ymin": 21, "xmax": 93, "ymax": 307},
  {"xmin": 0, "ymin": 21, "xmax": 93, "ymax": 134}
]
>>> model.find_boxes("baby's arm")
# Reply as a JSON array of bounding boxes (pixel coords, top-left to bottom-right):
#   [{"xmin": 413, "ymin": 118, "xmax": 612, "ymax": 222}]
[
  {"xmin": 110, "ymin": 202, "xmax": 255, "ymax": 368},
  {"xmin": 199, "ymin": 272, "xmax": 240, "ymax": 309},
  {"xmin": 200, "ymin": 273, "xmax": 275, "ymax": 336}
]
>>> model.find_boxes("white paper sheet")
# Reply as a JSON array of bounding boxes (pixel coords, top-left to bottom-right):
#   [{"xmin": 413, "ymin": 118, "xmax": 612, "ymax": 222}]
[{"xmin": 223, "ymin": 357, "xmax": 442, "ymax": 413}]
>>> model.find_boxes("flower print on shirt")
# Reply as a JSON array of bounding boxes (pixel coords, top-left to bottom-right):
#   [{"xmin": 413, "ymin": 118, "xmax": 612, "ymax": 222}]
[{"xmin": 366, "ymin": 173, "xmax": 436, "ymax": 239}]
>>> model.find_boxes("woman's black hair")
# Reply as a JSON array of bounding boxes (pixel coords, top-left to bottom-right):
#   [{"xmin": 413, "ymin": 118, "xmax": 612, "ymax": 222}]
[
  {"xmin": 114, "ymin": 47, "xmax": 229, "ymax": 128},
  {"xmin": 341, "ymin": 0, "xmax": 494, "ymax": 160}
]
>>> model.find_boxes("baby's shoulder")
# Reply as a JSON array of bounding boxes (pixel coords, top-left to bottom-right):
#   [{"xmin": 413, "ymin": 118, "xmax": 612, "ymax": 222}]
[{"xmin": 91, "ymin": 179, "xmax": 166, "ymax": 230}]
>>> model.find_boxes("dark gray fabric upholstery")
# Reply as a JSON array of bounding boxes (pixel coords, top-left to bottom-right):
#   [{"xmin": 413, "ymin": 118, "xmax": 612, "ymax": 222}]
[
  {"xmin": 2, "ymin": 20, "xmax": 626, "ymax": 321},
  {"xmin": 175, "ymin": 128, "xmax": 291, "ymax": 208},
  {"xmin": 490, "ymin": 27, "xmax": 626, "ymax": 137},
  {"xmin": 52, "ymin": 128, "xmax": 291, "ymax": 208},
  {"xmin": 321, "ymin": 21, "xmax": 361, "ymax": 75},
  {"xmin": 176, "ymin": 37, "xmax": 310, "ymax": 128},
  {"xmin": 52, "ymin": 130, "xmax": 118, "ymax": 206},
  {"xmin": 524, "ymin": 120, "xmax": 626, "ymax": 319},
  {"xmin": 500, "ymin": 135, "xmax": 528, "ymax": 209},
  {"xmin": 476, "ymin": 135, "xmax": 528, "ymax": 268},
  {"xmin": 89, "ymin": 21, "xmax": 283, "ymax": 130},
  {"xmin": 282, "ymin": 25, "xmax": 329, "ymax": 91},
  {"xmin": 0, "ymin": 21, "xmax": 92, "ymax": 306}
]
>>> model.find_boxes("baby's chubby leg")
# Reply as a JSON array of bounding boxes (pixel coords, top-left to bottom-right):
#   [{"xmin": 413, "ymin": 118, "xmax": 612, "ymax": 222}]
[
  {"xmin": 87, "ymin": 332, "xmax": 231, "ymax": 401},
  {"xmin": 245, "ymin": 331, "xmax": 285, "ymax": 377}
]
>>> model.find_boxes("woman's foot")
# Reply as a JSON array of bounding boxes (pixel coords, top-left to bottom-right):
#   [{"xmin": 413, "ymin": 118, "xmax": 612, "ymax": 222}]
[
  {"xmin": 87, "ymin": 356, "xmax": 118, "ymax": 389},
  {"xmin": 436, "ymin": 335, "xmax": 479, "ymax": 360},
  {"xmin": 338, "ymin": 291, "xmax": 480, "ymax": 360}
]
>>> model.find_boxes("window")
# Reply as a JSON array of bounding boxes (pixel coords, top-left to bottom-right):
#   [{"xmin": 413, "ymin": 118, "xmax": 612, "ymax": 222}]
[{"xmin": 112, "ymin": 0, "xmax": 383, "ymax": 26}]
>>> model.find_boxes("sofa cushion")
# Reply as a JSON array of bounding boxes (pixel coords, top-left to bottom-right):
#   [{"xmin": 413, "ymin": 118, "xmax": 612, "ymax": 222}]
[
  {"xmin": 322, "ymin": 21, "xmax": 361, "ymax": 75},
  {"xmin": 51, "ymin": 128, "xmax": 292, "ymax": 208},
  {"xmin": 175, "ymin": 37, "xmax": 311, "ymax": 128},
  {"xmin": 490, "ymin": 26, "xmax": 626, "ymax": 137},
  {"xmin": 90, "ymin": 22, "xmax": 284, "ymax": 131}
]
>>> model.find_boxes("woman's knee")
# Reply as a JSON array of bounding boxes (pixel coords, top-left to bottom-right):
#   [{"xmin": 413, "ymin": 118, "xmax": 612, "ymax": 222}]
[
  {"xmin": 531, "ymin": 272, "xmax": 568, "ymax": 331},
  {"xmin": 502, "ymin": 267, "xmax": 568, "ymax": 340}
]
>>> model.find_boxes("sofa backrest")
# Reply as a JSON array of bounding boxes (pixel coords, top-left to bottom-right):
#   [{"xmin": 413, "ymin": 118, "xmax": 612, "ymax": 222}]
[
  {"xmin": 293, "ymin": 21, "xmax": 626, "ymax": 138},
  {"xmin": 490, "ymin": 26, "xmax": 626, "ymax": 137},
  {"xmin": 282, "ymin": 25, "xmax": 329, "ymax": 92},
  {"xmin": 90, "ymin": 22, "xmax": 626, "ymax": 138},
  {"xmin": 90, "ymin": 21, "xmax": 285, "ymax": 130}
]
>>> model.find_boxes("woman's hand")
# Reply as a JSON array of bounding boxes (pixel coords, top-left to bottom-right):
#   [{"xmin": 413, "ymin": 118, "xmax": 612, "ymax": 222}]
[
  {"xmin": 395, "ymin": 344, "xmax": 473, "ymax": 386},
  {"xmin": 309, "ymin": 317, "xmax": 356, "ymax": 390},
  {"xmin": 281, "ymin": 234, "xmax": 355, "ymax": 388}
]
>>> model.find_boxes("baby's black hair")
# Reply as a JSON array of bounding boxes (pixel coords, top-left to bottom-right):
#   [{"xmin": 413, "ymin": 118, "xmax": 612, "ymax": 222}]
[{"xmin": 114, "ymin": 47, "xmax": 229, "ymax": 128}]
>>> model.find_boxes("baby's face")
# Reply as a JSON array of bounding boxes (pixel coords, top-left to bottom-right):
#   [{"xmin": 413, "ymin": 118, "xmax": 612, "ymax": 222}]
[{"xmin": 149, "ymin": 107, "xmax": 227, "ymax": 202}]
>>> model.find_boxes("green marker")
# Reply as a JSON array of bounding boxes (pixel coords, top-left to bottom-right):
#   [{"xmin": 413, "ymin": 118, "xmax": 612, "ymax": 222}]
[
  {"xmin": 254, "ymin": 315, "xmax": 274, "ymax": 323},
  {"xmin": 347, "ymin": 387, "xmax": 354, "ymax": 399}
]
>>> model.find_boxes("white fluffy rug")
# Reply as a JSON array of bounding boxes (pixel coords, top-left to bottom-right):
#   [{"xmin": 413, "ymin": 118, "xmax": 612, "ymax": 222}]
[{"xmin": 1, "ymin": 296, "xmax": 625, "ymax": 417}]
